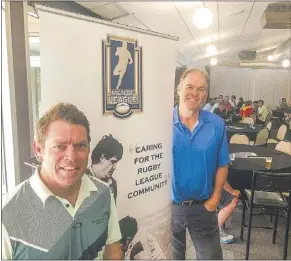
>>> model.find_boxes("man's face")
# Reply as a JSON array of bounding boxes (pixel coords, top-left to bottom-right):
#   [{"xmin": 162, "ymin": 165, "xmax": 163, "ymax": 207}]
[
  {"xmin": 33, "ymin": 120, "xmax": 89, "ymax": 188},
  {"xmin": 93, "ymin": 155, "xmax": 119, "ymax": 180},
  {"xmin": 219, "ymin": 95, "xmax": 223, "ymax": 99},
  {"xmin": 225, "ymin": 96, "xmax": 229, "ymax": 102},
  {"xmin": 178, "ymin": 72, "xmax": 208, "ymax": 110},
  {"xmin": 259, "ymin": 101, "xmax": 263, "ymax": 107}
]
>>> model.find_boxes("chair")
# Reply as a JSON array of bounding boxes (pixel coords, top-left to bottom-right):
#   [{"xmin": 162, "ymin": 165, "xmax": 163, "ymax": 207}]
[
  {"xmin": 230, "ymin": 133, "xmax": 250, "ymax": 145},
  {"xmin": 266, "ymin": 121, "xmax": 272, "ymax": 131},
  {"xmin": 250, "ymin": 128, "xmax": 269, "ymax": 146},
  {"xmin": 248, "ymin": 113, "xmax": 257, "ymax": 123},
  {"xmin": 275, "ymin": 141, "xmax": 291, "ymax": 156},
  {"xmin": 264, "ymin": 113, "xmax": 271, "ymax": 126},
  {"xmin": 240, "ymin": 171, "xmax": 291, "ymax": 260},
  {"xmin": 241, "ymin": 117, "xmax": 255, "ymax": 125},
  {"xmin": 267, "ymin": 124, "xmax": 287, "ymax": 145}
]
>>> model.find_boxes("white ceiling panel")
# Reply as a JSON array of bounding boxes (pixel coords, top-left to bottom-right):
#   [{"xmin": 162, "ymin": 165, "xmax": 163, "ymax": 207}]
[
  {"xmin": 29, "ymin": 1, "xmax": 291, "ymax": 69},
  {"xmin": 114, "ymin": 15, "xmax": 144, "ymax": 28},
  {"xmin": 79, "ymin": 2, "xmax": 111, "ymax": 10},
  {"xmin": 91, "ymin": 3, "xmax": 128, "ymax": 20}
]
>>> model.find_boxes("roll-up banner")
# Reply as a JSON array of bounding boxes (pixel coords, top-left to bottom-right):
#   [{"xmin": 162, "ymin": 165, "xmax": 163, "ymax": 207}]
[{"xmin": 37, "ymin": 5, "xmax": 178, "ymax": 259}]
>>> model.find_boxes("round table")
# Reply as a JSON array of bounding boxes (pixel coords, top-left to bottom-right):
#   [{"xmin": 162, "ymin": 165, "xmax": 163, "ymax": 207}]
[
  {"xmin": 226, "ymin": 123, "xmax": 262, "ymax": 142},
  {"xmin": 228, "ymin": 144, "xmax": 291, "ymax": 190}
]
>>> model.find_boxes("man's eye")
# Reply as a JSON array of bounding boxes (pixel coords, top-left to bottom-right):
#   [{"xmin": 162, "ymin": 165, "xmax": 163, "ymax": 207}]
[
  {"xmin": 54, "ymin": 144, "xmax": 65, "ymax": 150},
  {"xmin": 76, "ymin": 143, "xmax": 88, "ymax": 149}
]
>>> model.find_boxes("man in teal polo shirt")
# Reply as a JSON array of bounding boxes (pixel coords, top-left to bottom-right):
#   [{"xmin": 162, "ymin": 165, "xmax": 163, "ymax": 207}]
[
  {"xmin": 2, "ymin": 103, "xmax": 122, "ymax": 260},
  {"xmin": 172, "ymin": 68, "xmax": 229, "ymax": 260}
]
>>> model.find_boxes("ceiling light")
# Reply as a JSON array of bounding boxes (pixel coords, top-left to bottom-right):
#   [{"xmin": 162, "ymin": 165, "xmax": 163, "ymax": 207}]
[
  {"xmin": 192, "ymin": 7, "xmax": 213, "ymax": 29},
  {"xmin": 282, "ymin": 59, "xmax": 290, "ymax": 68},
  {"xmin": 29, "ymin": 37, "xmax": 40, "ymax": 44},
  {"xmin": 28, "ymin": 12, "xmax": 38, "ymax": 18},
  {"xmin": 206, "ymin": 45, "xmax": 217, "ymax": 56},
  {"xmin": 210, "ymin": 58, "xmax": 218, "ymax": 66},
  {"xmin": 30, "ymin": 56, "xmax": 40, "ymax": 68},
  {"xmin": 267, "ymin": 55, "xmax": 274, "ymax": 61}
]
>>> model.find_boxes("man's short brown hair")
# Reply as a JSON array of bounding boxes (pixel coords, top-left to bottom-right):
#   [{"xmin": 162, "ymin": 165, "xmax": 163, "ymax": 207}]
[
  {"xmin": 35, "ymin": 103, "xmax": 91, "ymax": 146},
  {"xmin": 179, "ymin": 68, "xmax": 209, "ymax": 88}
]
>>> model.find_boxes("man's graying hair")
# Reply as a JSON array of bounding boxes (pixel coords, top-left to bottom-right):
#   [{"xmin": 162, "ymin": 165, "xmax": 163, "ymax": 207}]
[{"xmin": 179, "ymin": 68, "xmax": 209, "ymax": 89}]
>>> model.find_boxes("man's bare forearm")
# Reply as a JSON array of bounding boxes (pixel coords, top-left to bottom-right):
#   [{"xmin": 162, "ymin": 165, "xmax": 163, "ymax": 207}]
[{"xmin": 210, "ymin": 165, "xmax": 228, "ymax": 204}]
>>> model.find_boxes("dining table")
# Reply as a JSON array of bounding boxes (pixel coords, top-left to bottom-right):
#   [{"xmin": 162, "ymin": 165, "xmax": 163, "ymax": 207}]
[
  {"xmin": 226, "ymin": 123, "xmax": 262, "ymax": 142},
  {"xmin": 227, "ymin": 144, "xmax": 291, "ymax": 190}
]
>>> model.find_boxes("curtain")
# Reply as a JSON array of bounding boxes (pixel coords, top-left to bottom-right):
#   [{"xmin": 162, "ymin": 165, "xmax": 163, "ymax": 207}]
[{"xmin": 210, "ymin": 66, "xmax": 291, "ymax": 109}]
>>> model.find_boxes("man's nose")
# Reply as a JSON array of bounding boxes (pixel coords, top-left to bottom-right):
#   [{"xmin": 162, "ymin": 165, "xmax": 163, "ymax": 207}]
[{"xmin": 64, "ymin": 146, "xmax": 77, "ymax": 161}]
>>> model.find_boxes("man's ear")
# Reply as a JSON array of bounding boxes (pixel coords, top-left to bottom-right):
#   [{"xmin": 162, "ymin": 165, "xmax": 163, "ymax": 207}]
[{"xmin": 33, "ymin": 138, "xmax": 43, "ymax": 163}]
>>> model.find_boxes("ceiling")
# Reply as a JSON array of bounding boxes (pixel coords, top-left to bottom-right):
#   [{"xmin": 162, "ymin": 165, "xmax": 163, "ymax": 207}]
[{"xmin": 27, "ymin": 1, "xmax": 291, "ymax": 70}]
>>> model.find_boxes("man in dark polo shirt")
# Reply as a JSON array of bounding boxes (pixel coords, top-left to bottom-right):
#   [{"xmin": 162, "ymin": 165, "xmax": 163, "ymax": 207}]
[{"xmin": 172, "ymin": 68, "xmax": 229, "ymax": 260}]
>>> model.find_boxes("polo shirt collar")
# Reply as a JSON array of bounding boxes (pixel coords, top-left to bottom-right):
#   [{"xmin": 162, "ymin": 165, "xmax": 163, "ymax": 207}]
[
  {"xmin": 30, "ymin": 167, "xmax": 97, "ymax": 207},
  {"xmin": 174, "ymin": 105, "xmax": 210, "ymax": 126}
]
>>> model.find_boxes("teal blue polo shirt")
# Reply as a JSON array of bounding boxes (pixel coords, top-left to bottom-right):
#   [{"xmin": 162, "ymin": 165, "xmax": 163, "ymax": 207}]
[{"xmin": 172, "ymin": 106, "xmax": 229, "ymax": 203}]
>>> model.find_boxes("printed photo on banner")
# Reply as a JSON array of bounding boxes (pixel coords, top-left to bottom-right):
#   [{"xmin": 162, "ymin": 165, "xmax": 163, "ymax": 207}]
[
  {"xmin": 87, "ymin": 134, "xmax": 169, "ymax": 259},
  {"xmin": 86, "ymin": 134, "xmax": 123, "ymax": 203},
  {"xmin": 102, "ymin": 35, "xmax": 143, "ymax": 119}
]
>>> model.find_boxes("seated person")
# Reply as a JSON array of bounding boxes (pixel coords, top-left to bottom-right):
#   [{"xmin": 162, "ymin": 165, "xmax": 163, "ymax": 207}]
[
  {"xmin": 257, "ymin": 99, "xmax": 269, "ymax": 125},
  {"xmin": 230, "ymin": 95, "xmax": 237, "ymax": 108},
  {"xmin": 253, "ymin": 101, "xmax": 259, "ymax": 113},
  {"xmin": 236, "ymin": 97, "xmax": 244, "ymax": 110},
  {"xmin": 214, "ymin": 100, "xmax": 230, "ymax": 120},
  {"xmin": 224, "ymin": 95, "xmax": 232, "ymax": 111},
  {"xmin": 239, "ymin": 100, "xmax": 254, "ymax": 119},
  {"xmin": 278, "ymin": 98, "xmax": 288, "ymax": 110},
  {"xmin": 218, "ymin": 181, "xmax": 240, "ymax": 244},
  {"xmin": 202, "ymin": 98, "xmax": 215, "ymax": 112}
]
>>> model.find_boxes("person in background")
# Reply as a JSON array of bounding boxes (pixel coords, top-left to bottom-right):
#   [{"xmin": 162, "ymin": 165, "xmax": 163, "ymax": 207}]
[
  {"xmin": 217, "ymin": 181, "xmax": 240, "ymax": 244},
  {"xmin": 224, "ymin": 96, "xmax": 232, "ymax": 111},
  {"xmin": 203, "ymin": 98, "xmax": 216, "ymax": 112},
  {"xmin": 278, "ymin": 98, "xmax": 288, "ymax": 110},
  {"xmin": 172, "ymin": 68, "xmax": 229, "ymax": 260},
  {"xmin": 253, "ymin": 101, "xmax": 259, "ymax": 113},
  {"xmin": 239, "ymin": 100, "xmax": 254, "ymax": 119},
  {"xmin": 1, "ymin": 103, "xmax": 122, "ymax": 260},
  {"xmin": 219, "ymin": 94, "xmax": 223, "ymax": 100},
  {"xmin": 230, "ymin": 95, "xmax": 237, "ymax": 108},
  {"xmin": 214, "ymin": 100, "xmax": 230, "ymax": 120},
  {"xmin": 211, "ymin": 96, "xmax": 223, "ymax": 113},
  {"xmin": 236, "ymin": 97, "xmax": 244, "ymax": 109},
  {"xmin": 257, "ymin": 99, "xmax": 269, "ymax": 125}
]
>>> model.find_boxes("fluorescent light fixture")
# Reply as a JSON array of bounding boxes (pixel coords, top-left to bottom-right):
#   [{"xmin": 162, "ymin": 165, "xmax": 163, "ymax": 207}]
[
  {"xmin": 30, "ymin": 56, "xmax": 40, "ymax": 68},
  {"xmin": 206, "ymin": 44, "xmax": 217, "ymax": 56},
  {"xmin": 192, "ymin": 7, "xmax": 213, "ymax": 29},
  {"xmin": 28, "ymin": 12, "xmax": 38, "ymax": 18},
  {"xmin": 267, "ymin": 55, "xmax": 274, "ymax": 61},
  {"xmin": 282, "ymin": 59, "xmax": 290, "ymax": 68},
  {"xmin": 210, "ymin": 58, "xmax": 218, "ymax": 66},
  {"xmin": 29, "ymin": 37, "xmax": 40, "ymax": 44}
]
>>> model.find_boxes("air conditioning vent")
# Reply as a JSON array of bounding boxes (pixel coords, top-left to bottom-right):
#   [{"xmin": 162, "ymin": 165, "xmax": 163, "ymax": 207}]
[
  {"xmin": 238, "ymin": 50, "xmax": 257, "ymax": 60},
  {"xmin": 261, "ymin": 2, "xmax": 291, "ymax": 29}
]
